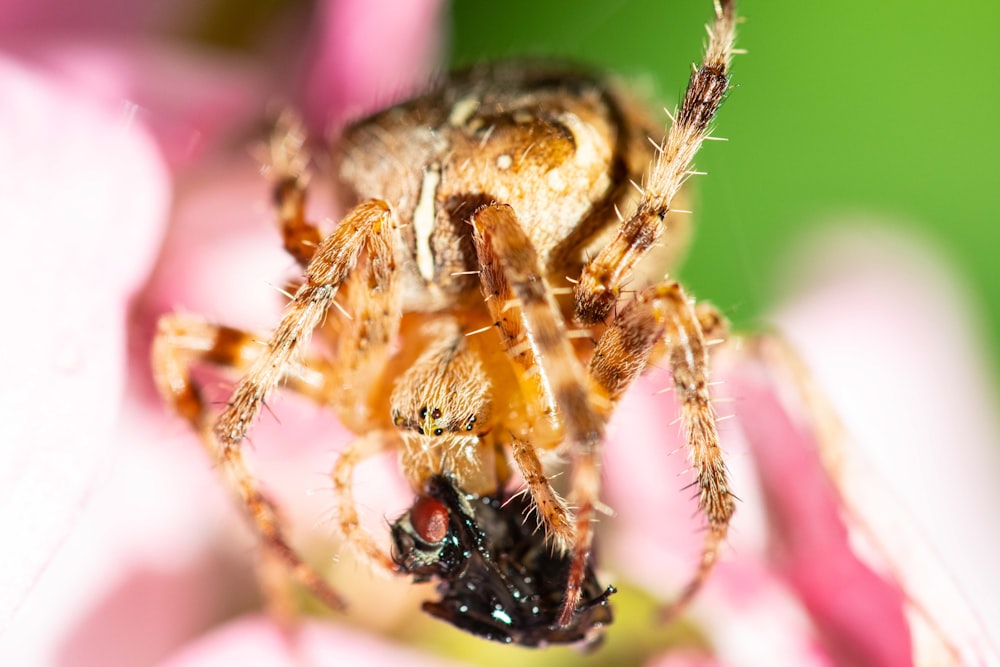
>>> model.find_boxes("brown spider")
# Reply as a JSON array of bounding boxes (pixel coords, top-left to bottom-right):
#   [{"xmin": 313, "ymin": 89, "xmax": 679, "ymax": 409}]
[{"xmin": 152, "ymin": 0, "xmax": 738, "ymax": 646}]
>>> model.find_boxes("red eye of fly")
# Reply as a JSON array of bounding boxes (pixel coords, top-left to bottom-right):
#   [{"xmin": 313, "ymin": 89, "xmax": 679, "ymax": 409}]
[{"xmin": 411, "ymin": 495, "xmax": 449, "ymax": 543}]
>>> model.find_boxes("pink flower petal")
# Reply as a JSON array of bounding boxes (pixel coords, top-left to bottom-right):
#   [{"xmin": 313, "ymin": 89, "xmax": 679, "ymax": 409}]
[
  {"xmin": 6, "ymin": 39, "xmax": 265, "ymax": 167},
  {"xmin": 157, "ymin": 615, "xmax": 470, "ymax": 667},
  {"xmin": 726, "ymin": 351, "xmax": 912, "ymax": 666},
  {"xmin": 0, "ymin": 0, "xmax": 191, "ymax": 35},
  {"xmin": 302, "ymin": 0, "xmax": 446, "ymax": 132},
  {"xmin": 139, "ymin": 157, "xmax": 308, "ymax": 334},
  {"xmin": 774, "ymin": 227, "xmax": 1000, "ymax": 664},
  {"xmin": 0, "ymin": 58, "xmax": 169, "ymax": 630}
]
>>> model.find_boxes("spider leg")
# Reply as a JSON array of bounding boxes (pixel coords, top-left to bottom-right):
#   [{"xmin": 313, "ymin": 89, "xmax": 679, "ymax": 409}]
[
  {"xmin": 472, "ymin": 205, "xmax": 561, "ymax": 437},
  {"xmin": 330, "ymin": 430, "xmax": 401, "ymax": 573},
  {"xmin": 574, "ymin": 0, "xmax": 736, "ymax": 325},
  {"xmin": 269, "ymin": 112, "xmax": 324, "ymax": 267},
  {"xmin": 589, "ymin": 282, "xmax": 734, "ymax": 620},
  {"xmin": 325, "ymin": 231, "xmax": 403, "ymax": 433},
  {"xmin": 269, "ymin": 119, "xmax": 403, "ymax": 431},
  {"xmin": 471, "ymin": 203, "xmax": 605, "ymax": 625},
  {"xmin": 151, "ymin": 313, "xmax": 345, "ymax": 611},
  {"xmin": 509, "ymin": 435, "xmax": 573, "ymax": 548},
  {"xmin": 565, "ymin": 0, "xmax": 737, "ymax": 624},
  {"xmin": 187, "ymin": 199, "xmax": 394, "ymax": 610},
  {"xmin": 215, "ymin": 199, "xmax": 394, "ymax": 445}
]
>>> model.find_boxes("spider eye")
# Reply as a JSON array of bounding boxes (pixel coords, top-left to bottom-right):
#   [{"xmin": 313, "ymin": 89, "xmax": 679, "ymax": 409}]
[
  {"xmin": 419, "ymin": 407, "xmax": 428, "ymax": 419},
  {"xmin": 431, "ymin": 407, "xmax": 442, "ymax": 419},
  {"xmin": 433, "ymin": 428, "xmax": 444, "ymax": 436},
  {"xmin": 466, "ymin": 423, "xmax": 474, "ymax": 431}
]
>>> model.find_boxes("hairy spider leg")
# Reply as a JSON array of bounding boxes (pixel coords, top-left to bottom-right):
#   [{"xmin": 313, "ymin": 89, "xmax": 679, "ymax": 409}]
[
  {"xmin": 154, "ymin": 197, "xmax": 400, "ymax": 615},
  {"xmin": 224, "ymin": 196, "xmax": 397, "ymax": 592},
  {"xmin": 330, "ymin": 429, "xmax": 403, "ymax": 572},
  {"xmin": 471, "ymin": 205, "xmax": 732, "ymax": 627},
  {"xmin": 151, "ymin": 314, "xmax": 346, "ymax": 611},
  {"xmin": 574, "ymin": 0, "xmax": 736, "ymax": 326},
  {"xmin": 156, "ymin": 105, "xmax": 408, "ymax": 608},
  {"xmin": 588, "ymin": 283, "xmax": 734, "ymax": 620},
  {"xmin": 473, "ymin": 205, "xmax": 575, "ymax": 549},
  {"xmin": 214, "ymin": 199, "xmax": 396, "ymax": 447},
  {"xmin": 472, "ymin": 203, "xmax": 608, "ymax": 626},
  {"xmin": 269, "ymin": 112, "xmax": 324, "ymax": 268},
  {"xmin": 269, "ymin": 116, "xmax": 403, "ymax": 432},
  {"xmin": 571, "ymin": 0, "xmax": 738, "ymax": 622}
]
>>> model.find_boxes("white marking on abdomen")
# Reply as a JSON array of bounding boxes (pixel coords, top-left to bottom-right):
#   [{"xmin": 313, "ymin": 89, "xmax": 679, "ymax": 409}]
[
  {"xmin": 448, "ymin": 95, "xmax": 480, "ymax": 127},
  {"xmin": 414, "ymin": 163, "xmax": 442, "ymax": 282}
]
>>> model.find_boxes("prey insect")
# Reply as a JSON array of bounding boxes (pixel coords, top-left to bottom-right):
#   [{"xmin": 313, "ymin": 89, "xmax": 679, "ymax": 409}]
[
  {"xmin": 152, "ymin": 0, "xmax": 738, "ymax": 647},
  {"xmin": 392, "ymin": 474, "xmax": 615, "ymax": 647}
]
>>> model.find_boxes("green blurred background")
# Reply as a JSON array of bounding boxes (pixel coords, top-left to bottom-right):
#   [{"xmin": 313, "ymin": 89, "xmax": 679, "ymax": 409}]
[{"xmin": 451, "ymin": 0, "xmax": 1000, "ymax": 379}]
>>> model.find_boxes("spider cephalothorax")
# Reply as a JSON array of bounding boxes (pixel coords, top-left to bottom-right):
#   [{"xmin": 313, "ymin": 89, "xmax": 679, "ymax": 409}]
[
  {"xmin": 152, "ymin": 0, "xmax": 738, "ymax": 647},
  {"xmin": 389, "ymin": 329, "xmax": 499, "ymax": 497}
]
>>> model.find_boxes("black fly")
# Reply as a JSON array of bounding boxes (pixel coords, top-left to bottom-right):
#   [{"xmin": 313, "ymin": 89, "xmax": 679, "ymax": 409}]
[{"xmin": 391, "ymin": 474, "xmax": 614, "ymax": 648}]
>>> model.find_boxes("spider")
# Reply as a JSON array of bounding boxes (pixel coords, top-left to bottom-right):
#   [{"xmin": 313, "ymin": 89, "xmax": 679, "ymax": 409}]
[{"xmin": 152, "ymin": 0, "xmax": 738, "ymax": 647}]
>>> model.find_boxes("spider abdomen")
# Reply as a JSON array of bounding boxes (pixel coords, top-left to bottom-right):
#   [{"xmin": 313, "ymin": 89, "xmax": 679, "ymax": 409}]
[{"xmin": 335, "ymin": 63, "xmax": 658, "ymax": 307}]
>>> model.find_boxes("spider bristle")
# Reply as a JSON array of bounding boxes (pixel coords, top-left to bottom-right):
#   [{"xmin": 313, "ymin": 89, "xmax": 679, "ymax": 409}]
[
  {"xmin": 265, "ymin": 281, "xmax": 297, "ymax": 301},
  {"xmin": 508, "ymin": 340, "xmax": 532, "ymax": 357},
  {"xmin": 260, "ymin": 398, "xmax": 282, "ymax": 425},
  {"xmin": 330, "ymin": 297, "xmax": 352, "ymax": 320},
  {"xmin": 477, "ymin": 124, "xmax": 496, "ymax": 148},
  {"xmin": 463, "ymin": 324, "xmax": 493, "ymax": 337},
  {"xmin": 499, "ymin": 300, "xmax": 520, "ymax": 315},
  {"xmin": 594, "ymin": 500, "xmax": 615, "ymax": 517},
  {"xmin": 564, "ymin": 329, "xmax": 594, "ymax": 339},
  {"xmin": 502, "ymin": 486, "xmax": 532, "ymax": 507}
]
